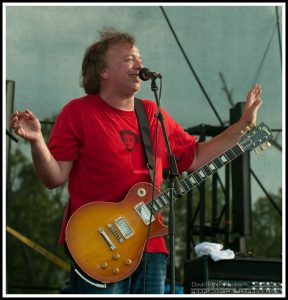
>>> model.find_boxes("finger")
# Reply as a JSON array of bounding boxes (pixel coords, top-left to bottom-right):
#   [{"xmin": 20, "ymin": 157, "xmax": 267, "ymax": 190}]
[
  {"xmin": 247, "ymin": 84, "xmax": 261, "ymax": 106},
  {"xmin": 16, "ymin": 111, "xmax": 29, "ymax": 118},
  {"xmin": 11, "ymin": 119, "xmax": 19, "ymax": 129},
  {"xmin": 10, "ymin": 114, "xmax": 18, "ymax": 124},
  {"xmin": 15, "ymin": 126, "xmax": 24, "ymax": 137},
  {"xmin": 251, "ymin": 98, "xmax": 263, "ymax": 112},
  {"xmin": 252, "ymin": 84, "xmax": 260, "ymax": 97},
  {"xmin": 254, "ymin": 84, "xmax": 262, "ymax": 97},
  {"xmin": 247, "ymin": 84, "xmax": 259, "ymax": 102},
  {"xmin": 247, "ymin": 84, "xmax": 257, "ymax": 97},
  {"xmin": 24, "ymin": 109, "xmax": 37, "ymax": 120},
  {"xmin": 11, "ymin": 112, "xmax": 21, "ymax": 128},
  {"xmin": 10, "ymin": 111, "xmax": 18, "ymax": 119}
]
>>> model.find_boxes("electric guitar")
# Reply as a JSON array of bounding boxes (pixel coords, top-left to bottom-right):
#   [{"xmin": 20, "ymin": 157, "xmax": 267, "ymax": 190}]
[{"xmin": 65, "ymin": 122, "xmax": 273, "ymax": 283}]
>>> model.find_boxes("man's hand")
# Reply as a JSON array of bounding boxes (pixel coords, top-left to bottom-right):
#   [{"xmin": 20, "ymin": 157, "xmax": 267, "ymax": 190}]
[
  {"xmin": 239, "ymin": 83, "xmax": 263, "ymax": 130},
  {"xmin": 10, "ymin": 109, "xmax": 42, "ymax": 142}
]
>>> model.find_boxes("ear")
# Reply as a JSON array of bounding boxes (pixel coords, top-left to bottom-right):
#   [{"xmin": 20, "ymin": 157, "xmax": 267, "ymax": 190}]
[{"xmin": 100, "ymin": 68, "xmax": 109, "ymax": 80}]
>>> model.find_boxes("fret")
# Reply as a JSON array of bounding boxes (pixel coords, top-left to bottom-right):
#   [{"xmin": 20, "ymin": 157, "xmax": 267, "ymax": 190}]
[
  {"xmin": 213, "ymin": 157, "xmax": 223, "ymax": 169},
  {"xmin": 233, "ymin": 144, "xmax": 243, "ymax": 156},
  {"xmin": 225, "ymin": 149, "xmax": 236, "ymax": 160},
  {"xmin": 202, "ymin": 165, "xmax": 213, "ymax": 176},
  {"xmin": 166, "ymin": 189, "xmax": 173, "ymax": 203},
  {"xmin": 150, "ymin": 201, "xmax": 160, "ymax": 212},
  {"xmin": 155, "ymin": 198, "xmax": 164, "ymax": 209},
  {"xmin": 164, "ymin": 190, "xmax": 175, "ymax": 203},
  {"xmin": 208, "ymin": 161, "xmax": 218, "ymax": 172},
  {"xmin": 183, "ymin": 177, "xmax": 193, "ymax": 190},
  {"xmin": 219, "ymin": 154, "xmax": 229, "ymax": 165},
  {"xmin": 180, "ymin": 180, "xmax": 190, "ymax": 193},
  {"xmin": 147, "ymin": 203, "xmax": 157, "ymax": 215},
  {"xmin": 162, "ymin": 191, "xmax": 170, "ymax": 203},
  {"xmin": 188, "ymin": 174, "xmax": 197, "ymax": 185},
  {"xmin": 159, "ymin": 194, "xmax": 169, "ymax": 206},
  {"xmin": 166, "ymin": 190, "xmax": 177, "ymax": 202},
  {"xmin": 191, "ymin": 172, "xmax": 202, "ymax": 184},
  {"xmin": 173, "ymin": 190, "xmax": 178, "ymax": 199},
  {"xmin": 198, "ymin": 169, "xmax": 207, "ymax": 179}
]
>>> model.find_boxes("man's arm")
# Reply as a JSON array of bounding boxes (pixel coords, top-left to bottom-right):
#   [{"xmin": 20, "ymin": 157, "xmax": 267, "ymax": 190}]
[{"xmin": 11, "ymin": 109, "xmax": 73, "ymax": 189}]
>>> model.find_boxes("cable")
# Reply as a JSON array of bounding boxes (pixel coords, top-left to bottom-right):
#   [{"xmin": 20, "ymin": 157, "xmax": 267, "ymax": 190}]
[
  {"xmin": 252, "ymin": 18, "xmax": 281, "ymax": 84},
  {"xmin": 159, "ymin": 6, "xmax": 224, "ymax": 127},
  {"xmin": 275, "ymin": 6, "xmax": 282, "ymax": 68}
]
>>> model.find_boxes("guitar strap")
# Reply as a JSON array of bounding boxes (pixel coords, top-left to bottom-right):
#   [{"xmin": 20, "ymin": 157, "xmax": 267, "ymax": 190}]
[{"xmin": 134, "ymin": 98, "xmax": 155, "ymax": 182}]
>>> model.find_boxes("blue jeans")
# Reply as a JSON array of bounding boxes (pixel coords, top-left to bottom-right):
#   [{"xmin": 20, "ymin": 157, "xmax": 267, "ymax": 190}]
[{"xmin": 66, "ymin": 252, "xmax": 167, "ymax": 294}]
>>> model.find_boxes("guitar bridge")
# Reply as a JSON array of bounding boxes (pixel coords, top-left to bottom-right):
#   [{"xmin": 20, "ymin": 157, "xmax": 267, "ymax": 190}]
[
  {"xmin": 98, "ymin": 227, "xmax": 116, "ymax": 250},
  {"xmin": 107, "ymin": 224, "xmax": 124, "ymax": 243}
]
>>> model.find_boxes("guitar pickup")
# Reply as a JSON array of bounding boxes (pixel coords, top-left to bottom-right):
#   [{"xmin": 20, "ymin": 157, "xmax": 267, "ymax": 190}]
[
  {"xmin": 134, "ymin": 202, "xmax": 155, "ymax": 225},
  {"xmin": 114, "ymin": 216, "xmax": 134, "ymax": 239}
]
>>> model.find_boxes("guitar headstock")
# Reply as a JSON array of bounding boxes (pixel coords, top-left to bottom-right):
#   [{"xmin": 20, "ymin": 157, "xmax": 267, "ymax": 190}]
[{"xmin": 239, "ymin": 122, "xmax": 273, "ymax": 153}]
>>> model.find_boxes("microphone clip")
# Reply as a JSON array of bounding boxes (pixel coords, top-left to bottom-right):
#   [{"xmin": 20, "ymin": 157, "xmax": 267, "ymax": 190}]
[{"xmin": 139, "ymin": 68, "xmax": 162, "ymax": 81}]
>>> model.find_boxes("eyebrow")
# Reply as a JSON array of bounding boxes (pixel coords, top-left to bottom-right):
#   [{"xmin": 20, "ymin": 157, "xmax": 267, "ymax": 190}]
[{"xmin": 122, "ymin": 54, "xmax": 142, "ymax": 60}]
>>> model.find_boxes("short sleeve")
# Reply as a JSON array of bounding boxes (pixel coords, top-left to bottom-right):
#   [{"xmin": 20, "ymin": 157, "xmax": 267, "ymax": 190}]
[
  {"xmin": 47, "ymin": 103, "xmax": 81, "ymax": 161},
  {"xmin": 163, "ymin": 109, "xmax": 198, "ymax": 173}
]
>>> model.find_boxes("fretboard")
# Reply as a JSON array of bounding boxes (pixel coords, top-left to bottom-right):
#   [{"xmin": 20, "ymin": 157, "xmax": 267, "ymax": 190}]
[{"xmin": 147, "ymin": 143, "xmax": 244, "ymax": 214}]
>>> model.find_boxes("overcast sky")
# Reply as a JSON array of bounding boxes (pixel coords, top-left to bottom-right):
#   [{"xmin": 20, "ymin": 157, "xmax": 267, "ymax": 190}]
[{"xmin": 4, "ymin": 3, "xmax": 284, "ymax": 205}]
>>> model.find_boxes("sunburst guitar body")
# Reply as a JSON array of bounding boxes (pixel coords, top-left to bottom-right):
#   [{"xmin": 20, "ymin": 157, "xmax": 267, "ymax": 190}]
[{"xmin": 65, "ymin": 182, "xmax": 168, "ymax": 283}]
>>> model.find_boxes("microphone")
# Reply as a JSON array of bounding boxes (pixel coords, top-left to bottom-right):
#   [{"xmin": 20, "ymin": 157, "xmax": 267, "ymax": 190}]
[{"xmin": 139, "ymin": 68, "xmax": 162, "ymax": 81}]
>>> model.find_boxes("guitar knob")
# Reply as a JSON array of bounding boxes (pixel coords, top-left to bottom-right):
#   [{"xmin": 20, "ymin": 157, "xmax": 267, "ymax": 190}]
[
  {"xmin": 137, "ymin": 188, "xmax": 146, "ymax": 197},
  {"xmin": 100, "ymin": 262, "xmax": 108, "ymax": 269},
  {"xmin": 112, "ymin": 267, "xmax": 120, "ymax": 274},
  {"xmin": 125, "ymin": 259, "xmax": 132, "ymax": 266},
  {"xmin": 113, "ymin": 253, "xmax": 120, "ymax": 260}
]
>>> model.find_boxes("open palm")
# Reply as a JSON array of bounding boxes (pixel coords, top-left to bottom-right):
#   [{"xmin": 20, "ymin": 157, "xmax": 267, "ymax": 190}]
[{"xmin": 240, "ymin": 83, "xmax": 263, "ymax": 128}]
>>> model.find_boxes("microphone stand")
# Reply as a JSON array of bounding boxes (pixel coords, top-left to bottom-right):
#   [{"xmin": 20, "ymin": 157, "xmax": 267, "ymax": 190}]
[{"xmin": 150, "ymin": 78, "xmax": 183, "ymax": 294}]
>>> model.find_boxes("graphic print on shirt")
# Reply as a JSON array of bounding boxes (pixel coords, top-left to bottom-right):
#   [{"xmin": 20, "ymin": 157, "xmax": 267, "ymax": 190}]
[{"xmin": 119, "ymin": 130, "xmax": 139, "ymax": 152}]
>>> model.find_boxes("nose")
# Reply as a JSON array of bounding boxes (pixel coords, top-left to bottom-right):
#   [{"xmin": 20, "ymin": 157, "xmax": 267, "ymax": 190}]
[{"xmin": 135, "ymin": 58, "xmax": 143, "ymax": 70}]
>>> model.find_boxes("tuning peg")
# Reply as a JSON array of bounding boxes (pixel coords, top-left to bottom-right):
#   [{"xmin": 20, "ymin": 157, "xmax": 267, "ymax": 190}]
[
  {"xmin": 254, "ymin": 146, "xmax": 261, "ymax": 154},
  {"xmin": 245, "ymin": 125, "xmax": 251, "ymax": 132},
  {"xmin": 254, "ymin": 142, "xmax": 271, "ymax": 154}
]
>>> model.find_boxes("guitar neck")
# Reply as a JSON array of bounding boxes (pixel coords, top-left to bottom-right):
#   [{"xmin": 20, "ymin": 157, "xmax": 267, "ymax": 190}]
[{"xmin": 146, "ymin": 143, "xmax": 244, "ymax": 214}]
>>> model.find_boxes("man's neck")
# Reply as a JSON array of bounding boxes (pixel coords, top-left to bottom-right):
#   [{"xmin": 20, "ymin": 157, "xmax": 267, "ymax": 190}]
[{"xmin": 99, "ymin": 91, "xmax": 135, "ymax": 111}]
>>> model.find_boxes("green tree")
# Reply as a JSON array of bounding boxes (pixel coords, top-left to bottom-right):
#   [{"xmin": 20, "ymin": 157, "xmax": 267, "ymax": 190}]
[
  {"xmin": 247, "ymin": 189, "xmax": 282, "ymax": 258},
  {"xmin": 6, "ymin": 120, "xmax": 70, "ymax": 294}
]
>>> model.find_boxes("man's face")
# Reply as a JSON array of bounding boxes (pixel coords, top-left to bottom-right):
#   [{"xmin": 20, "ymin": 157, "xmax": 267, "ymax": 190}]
[
  {"xmin": 102, "ymin": 43, "xmax": 143, "ymax": 95},
  {"xmin": 120, "ymin": 131, "xmax": 138, "ymax": 152}
]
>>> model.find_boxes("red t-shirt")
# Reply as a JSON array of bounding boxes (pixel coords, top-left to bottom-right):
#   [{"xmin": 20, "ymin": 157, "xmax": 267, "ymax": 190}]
[{"xmin": 47, "ymin": 94, "xmax": 197, "ymax": 254}]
